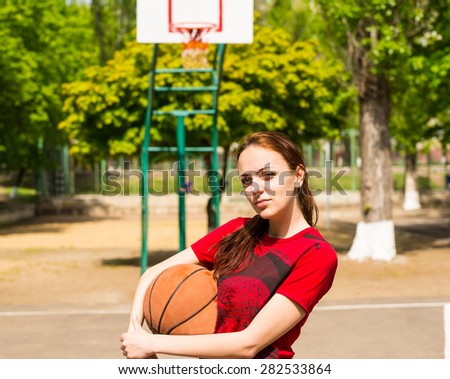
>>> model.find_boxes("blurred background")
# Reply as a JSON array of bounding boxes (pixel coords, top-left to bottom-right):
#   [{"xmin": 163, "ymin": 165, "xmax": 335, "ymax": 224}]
[{"xmin": 0, "ymin": 0, "xmax": 449, "ymax": 360}]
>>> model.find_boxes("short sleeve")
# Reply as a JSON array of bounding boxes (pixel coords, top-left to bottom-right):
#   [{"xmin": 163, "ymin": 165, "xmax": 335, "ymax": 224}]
[
  {"xmin": 276, "ymin": 244, "xmax": 338, "ymax": 315},
  {"xmin": 191, "ymin": 217, "xmax": 248, "ymax": 270}
]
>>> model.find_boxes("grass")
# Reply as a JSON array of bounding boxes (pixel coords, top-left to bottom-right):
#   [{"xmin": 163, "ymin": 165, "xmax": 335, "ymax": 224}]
[
  {"xmin": 101, "ymin": 169, "xmax": 445, "ymax": 195},
  {"xmin": 97, "ymin": 168, "xmax": 447, "ymax": 196},
  {"xmin": 6, "ymin": 165, "xmax": 445, "ymax": 198},
  {"xmin": 1, "ymin": 186, "xmax": 37, "ymax": 202}
]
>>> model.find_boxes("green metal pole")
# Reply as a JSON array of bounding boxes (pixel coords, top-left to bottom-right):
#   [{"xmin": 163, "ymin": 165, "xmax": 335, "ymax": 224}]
[
  {"xmin": 37, "ymin": 137, "xmax": 44, "ymax": 196},
  {"xmin": 100, "ymin": 160, "xmax": 106, "ymax": 192},
  {"xmin": 62, "ymin": 145, "xmax": 71, "ymax": 195},
  {"xmin": 176, "ymin": 114, "xmax": 187, "ymax": 251},
  {"xmin": 209, "ymin": 44, "xmax": 226, "ymax": 231},
  {"xmin": 94, "ymin": 162, "xmax": 100, "ymax": 194},
  {"xmin": 141, "ymin": 44, "xmax": 159, "ymax": 275},
  {"xmin": 140, "ymin": 153, "xmax": 149, "ymax": 275},
  {"xmin": 211, "ymin": 124, "xmax": 220, "ymax": 231},
  {"xmin": 306, "ymin": 144, "xmax": 314, "ymax": 167}
]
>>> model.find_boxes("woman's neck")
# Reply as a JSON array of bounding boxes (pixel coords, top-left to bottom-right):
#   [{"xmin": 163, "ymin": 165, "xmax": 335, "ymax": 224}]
[{"xmin": 267, "ymin": 210, "xmax": 310, "ymax": 239}]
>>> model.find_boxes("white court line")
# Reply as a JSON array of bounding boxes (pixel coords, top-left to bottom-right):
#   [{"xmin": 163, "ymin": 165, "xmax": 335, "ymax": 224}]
[
  {"xmin": 1, "ymin": 302, "xmax": 447, "ymax": 359},
  {"xmin": 316, "ymin": 302, "xmax": 447, "ymax": 311},
  {"xmin": 0, "ymin": 309, "xmax": 129, "ymax": 317},
  {"xmin": 445, "ymin": 304, "xmax": 450, "ymax": 359},
  {"xmin": 0, "ymin": 302, "xmax": 447, "ymax": 317}
]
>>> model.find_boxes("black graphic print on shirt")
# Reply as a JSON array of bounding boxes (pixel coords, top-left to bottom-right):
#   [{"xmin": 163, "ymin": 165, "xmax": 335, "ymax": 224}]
[{"xmin": 215, "ymin": 250, "xmax": 292, "ymax": 358}]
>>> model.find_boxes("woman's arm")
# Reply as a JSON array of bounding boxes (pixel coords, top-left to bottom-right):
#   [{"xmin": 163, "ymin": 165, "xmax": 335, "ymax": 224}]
[
  {"xmin": 127, "ymin": 247, "xmax": 201, "ymax": 333},
  {"xmin": 120, "ymin": 293, "xmax": 306, "ymax": 359}
]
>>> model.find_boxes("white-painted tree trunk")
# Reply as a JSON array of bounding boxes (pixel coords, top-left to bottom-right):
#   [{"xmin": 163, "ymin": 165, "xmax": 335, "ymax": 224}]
[
  {"xmin": 9, "ymin": 186, "xmax": 19, "ymax": 199},
  {"xmin": 403, "ymin": 189, "xmax": 421, "ymax": 211},
  {"xmin": 346, "ymin": 69, "xmax": 397, "ymax": 261},
  {"xmin": 403, "ymin": 151, "xmax": 421, "ymax": 211},
  {"xmin": 347, "ymin": 220, "xmax": 396, "ymax": 261}
]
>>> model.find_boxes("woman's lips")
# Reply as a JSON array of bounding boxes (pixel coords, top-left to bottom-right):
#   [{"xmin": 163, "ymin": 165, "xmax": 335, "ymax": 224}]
[{"xmin": 254, "ymin": 199, "xmax": 270, "ymax": 207}]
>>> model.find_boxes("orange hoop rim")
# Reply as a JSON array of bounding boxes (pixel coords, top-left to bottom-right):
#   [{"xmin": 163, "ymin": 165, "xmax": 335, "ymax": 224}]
[
  {"xmin": 172, "ymin": 22, "xmax": 217, "ymax": 34},
  {"xmin": 173, "ymin": 22, "xmax": 217, "ymax": 51}
]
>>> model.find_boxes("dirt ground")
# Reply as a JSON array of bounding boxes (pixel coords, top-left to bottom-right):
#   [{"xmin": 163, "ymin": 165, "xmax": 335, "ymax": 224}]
[{"xmin": 0, "ymin": 202, "xmax": 449, "ymax": 311}]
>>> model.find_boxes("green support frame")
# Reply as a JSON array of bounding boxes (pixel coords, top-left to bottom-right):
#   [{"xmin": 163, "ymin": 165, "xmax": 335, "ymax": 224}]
[{"xmin": 140, "ymin": 44, "xmax": 226, "ymax": 274}]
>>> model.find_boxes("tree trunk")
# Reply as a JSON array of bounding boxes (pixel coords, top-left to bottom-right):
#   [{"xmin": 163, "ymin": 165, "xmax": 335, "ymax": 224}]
[
  {"xmin": 348, "ymin": 72, "xmax": 397, "ymax": 261},
  {"xmin": 445, "ymin": 143, "xmax": 450, "ymax": 190},
  {"xmin": 91, "ymin": 0, "xmax": 107, "ymax": 65},
  {"xmin": 206, "ymin": 145, "xmax": 229, "ymax": 232},
  {"xmin": 403, "ymin": 150, "xmax": 421, "ymax": 211}
]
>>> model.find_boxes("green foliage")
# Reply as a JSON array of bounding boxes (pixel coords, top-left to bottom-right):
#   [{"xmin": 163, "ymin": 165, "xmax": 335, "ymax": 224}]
[
  {"xmin": 222, "ymin": 25, "xmax": 354, "ymax": 142},
  {"xmin": 267, "ymin": 0, "xmax": 294, "ymax": 30},
  {"xmin": 60, "ymin": 24, "xmax": 354, "ymax": 162},
  {"xmin": 391, "ymin": 43, "xmax": 450, "ymax": 153},
  {"xmin": 59, "ymin": 41, "xmax": 154, "ymax": 161},
  {"xmin": 371, "ymin": 0, "xmax": 450, "ymax": 153},
  {"xmin": 0, "ymin": 0, "xmax": 98, "ymax": 170},
  {"xmin": 315, "ymin": 0, "xmax": 450, "ymax": 159},
  {"xmin": 90, "ymin": 0, "xmax": 137, "ymax": 64},
  {"xmin": 266, "ymin": 0, "xmax": 317, "ymax": 41},
  {"xmin": 315, "ymin": 0, "xmax": 448, "ymax": 79}
]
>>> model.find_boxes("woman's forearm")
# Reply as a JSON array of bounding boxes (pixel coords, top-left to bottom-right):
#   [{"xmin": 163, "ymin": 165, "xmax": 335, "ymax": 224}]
[
  {"xmin": 128, "ymin": 272, "xmax": 152, "ymax": 329},
  {"xmin": 121, "ymin": 294, "xmax": 305, "ymax": 359},
  {"xmin": 153, "ymin": 331, "xmax": 258, "ymax": 358},
  {"xmin": 150, "ymin": 294, "xmax": 304, "ymax": 358},
  {"xmin": 126, "ymin": 325, "xmax": 258, "ymax": 359}
]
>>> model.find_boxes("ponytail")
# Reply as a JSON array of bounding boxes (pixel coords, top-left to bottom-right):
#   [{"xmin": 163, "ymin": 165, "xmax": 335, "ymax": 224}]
[{"xmin": 213, "ymin": 216, "xmax": 268, "ymax": 279}]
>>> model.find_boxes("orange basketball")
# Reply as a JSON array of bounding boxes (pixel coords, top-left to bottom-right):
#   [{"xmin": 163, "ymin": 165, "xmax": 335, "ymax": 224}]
[{"xmin": 143, "ymin": 264, "xmax": 217, "ymax": 335}]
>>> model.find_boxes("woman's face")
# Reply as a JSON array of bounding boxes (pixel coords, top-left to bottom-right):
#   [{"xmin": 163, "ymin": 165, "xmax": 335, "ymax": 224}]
[{"xmin": 237, "ymin": 145, "xmax": 304, "ymax": 221}]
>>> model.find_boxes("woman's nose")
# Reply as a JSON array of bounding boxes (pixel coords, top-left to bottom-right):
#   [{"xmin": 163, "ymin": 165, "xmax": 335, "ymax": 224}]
[{"xmin": 250, "ymin": 177, "xmax": 265, "ymax": 195}]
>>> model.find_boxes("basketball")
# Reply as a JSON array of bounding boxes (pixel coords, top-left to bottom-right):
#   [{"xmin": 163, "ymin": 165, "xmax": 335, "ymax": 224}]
[{"xmin": 143, "ymin": 264, "xmax": 218, "ymax": 335}]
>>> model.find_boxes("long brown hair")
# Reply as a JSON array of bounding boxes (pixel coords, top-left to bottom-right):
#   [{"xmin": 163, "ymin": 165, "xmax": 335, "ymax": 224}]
[{"xmin": 213, "ymin": 132, "xmax": 318, "ymax": 278}]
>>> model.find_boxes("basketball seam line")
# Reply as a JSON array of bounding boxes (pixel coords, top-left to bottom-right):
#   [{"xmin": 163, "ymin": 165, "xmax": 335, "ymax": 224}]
[
  {"xmin": 167, "ymin": 293, "xmax": 218, "ymax": 335},
  {"xmin": 147, "ymin": 270, "xmax": 166, "ymax": 333},
  {"xmin": 157, "ymin": 267, "xmax": 207, "ymax": 334}
]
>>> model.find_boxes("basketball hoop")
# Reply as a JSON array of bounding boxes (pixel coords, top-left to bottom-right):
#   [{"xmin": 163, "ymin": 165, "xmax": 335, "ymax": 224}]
[{"xmin": 173, "ymin": 22, "xmax": 217, "ymax": 69}]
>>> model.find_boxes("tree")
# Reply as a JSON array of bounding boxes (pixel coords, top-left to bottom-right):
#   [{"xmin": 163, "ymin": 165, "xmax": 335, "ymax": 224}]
[
  {"xmin": 391, "ymin": 50, "xmax": 450, "ymax": 210},
  {"xmin": 60, "ymin": 24, "xmax": 352, "ymax": 164},
  {"xmin": 91, "ymin": 0, "xmax": 137, "ymax": 64},
  {"xmin": 391, "ymin": 15, "xmax": 450, "ymax": 209},
  {"xmin": 265, "ymin": 0, "xmax": 317, "ymax": 40},
  {"xmin": 59, "ymin": 40, "xmax": 156, "ymax": 162},
  {"xmin": 0, "ymin": 0, "xmax": 98, "ymax": 192},
  {"xmin": 60, "ymin": 22, "xmax": 353, "ymax": 229},
  {"xmin": 315, "ymin": 0, "xmax": 449, "ymax": 260}
]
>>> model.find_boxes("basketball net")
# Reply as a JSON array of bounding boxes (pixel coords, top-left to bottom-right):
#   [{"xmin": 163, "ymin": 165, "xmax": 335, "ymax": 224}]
[{"xmin": 174, "ymin": 23, "xmax": 215, "ymax": 69}]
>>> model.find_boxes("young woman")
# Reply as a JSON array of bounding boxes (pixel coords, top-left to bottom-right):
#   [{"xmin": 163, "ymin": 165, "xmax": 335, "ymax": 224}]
[{"xmin": 120, "ymin": 131, "xmax": 338, "ymax": 359}]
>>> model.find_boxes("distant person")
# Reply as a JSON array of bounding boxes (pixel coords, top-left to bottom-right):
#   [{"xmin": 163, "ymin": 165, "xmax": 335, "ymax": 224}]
[
  {"xmin": 120, "ymin": 131, "xmax": 338, "ymax": 359},
  {"xmin": 181, "ymin": 177, "xmax": 191, "ymax": 194}
]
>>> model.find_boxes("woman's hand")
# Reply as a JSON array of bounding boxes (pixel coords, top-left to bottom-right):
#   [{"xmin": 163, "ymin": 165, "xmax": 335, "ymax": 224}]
[{"xmin": 120, "ymin": 316, "xmax": 156, "ymax": 359}]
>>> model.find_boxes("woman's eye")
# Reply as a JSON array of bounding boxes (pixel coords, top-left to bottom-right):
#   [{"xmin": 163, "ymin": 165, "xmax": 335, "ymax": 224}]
[
  {"xmin": 240, "ymin": 177, "xmax": 252, "ymax": 187},
  {"xmin": 261, "ymin": 172, "xmax": 276, "ymax": 180}
]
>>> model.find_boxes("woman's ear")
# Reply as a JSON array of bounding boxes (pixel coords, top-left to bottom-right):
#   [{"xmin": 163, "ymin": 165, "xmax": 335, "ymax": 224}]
[{"xmin": 294, "ymin": 165, "xmax": 305, "ymax": 187}]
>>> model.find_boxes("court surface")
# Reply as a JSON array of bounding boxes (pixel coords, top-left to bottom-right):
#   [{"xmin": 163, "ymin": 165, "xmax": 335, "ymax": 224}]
[
  {"xmin": 0, "ymin": 198, "xmax": 449, "ymax": 359},
  {"xmin": 0, "ymin": 301, "xmax": 449, "ymax": 359}
]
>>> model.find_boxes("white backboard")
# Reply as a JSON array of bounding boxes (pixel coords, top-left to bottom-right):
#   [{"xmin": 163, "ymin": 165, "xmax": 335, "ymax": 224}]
[{"xmin": 137, "ymin": 0, "xmax": 254, "ymax": 44}]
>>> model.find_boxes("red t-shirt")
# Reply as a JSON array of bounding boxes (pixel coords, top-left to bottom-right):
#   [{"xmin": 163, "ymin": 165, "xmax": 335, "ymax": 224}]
[{"xmin": 191, "ymin": 217, "xmax": 338, "ymax": 359}]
